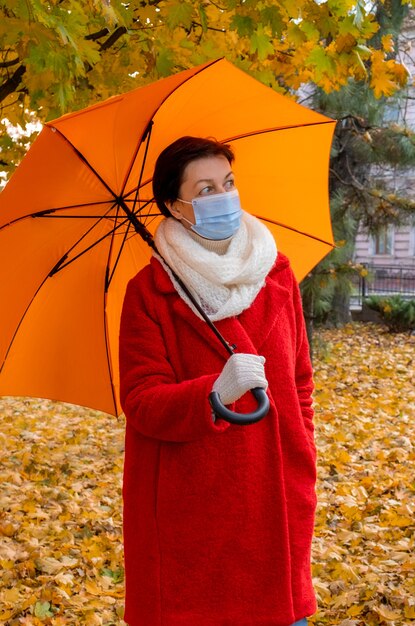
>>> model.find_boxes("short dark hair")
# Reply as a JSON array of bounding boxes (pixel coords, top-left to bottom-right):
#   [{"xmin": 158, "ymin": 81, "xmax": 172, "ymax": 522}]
[{"xmin": 152, "ymin": 136, "xmax": 235, "ymax": 217}]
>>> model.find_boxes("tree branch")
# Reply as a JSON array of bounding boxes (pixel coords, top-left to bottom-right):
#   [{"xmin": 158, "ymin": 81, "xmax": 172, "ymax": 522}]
[
  {"xmin": 99, "ymin": 26, "xmax": 128, "ymax": 51},
  {"xmin": 0, "ymin": 25, "xmax": 130, "ymax": 103},
  {"xmin": 85, "ymin": 28, "xmax": 110, "ymax": 41},
  {"xmin": 345, "ymin": 153, "xmax": 366, "ymax": 190},
  {"xmin": 330, "ymin": 168, "xmax": 358, "ymax": 188},
  {"xmin": 207, "ymin": 0, "xmax": 226, "ymax": 10},
  {"xmin": 0, "ymin": 64, "xmax": 26, "ymax": 104},
  {"xmin": 0, "ymin": 57, "xmax": 20, "ymax": 69},
  {"xmin": 192, "ymin": 21, "xmax": 226, "ymax": 33}
]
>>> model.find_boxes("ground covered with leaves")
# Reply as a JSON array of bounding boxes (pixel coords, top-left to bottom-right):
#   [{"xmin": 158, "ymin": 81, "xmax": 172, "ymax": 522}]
[{"xmin": 0, "ymin": 322, "xmax": 414, "ymax": 625}]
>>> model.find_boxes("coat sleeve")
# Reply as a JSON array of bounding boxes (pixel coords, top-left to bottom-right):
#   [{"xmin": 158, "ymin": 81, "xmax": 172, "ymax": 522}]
[
  {"xmin": 118, "ymin": 276, "xmax": 231, "ymax": 443},
  {"xmin": 291, "ymin": 271, "xmax": 316, "ymax": 446}
]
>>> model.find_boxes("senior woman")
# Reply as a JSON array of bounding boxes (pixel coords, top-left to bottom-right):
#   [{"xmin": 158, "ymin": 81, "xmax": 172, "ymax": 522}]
[{"xmin": 118, "ymin": 136, "xmax": 317, "ymax": 626}]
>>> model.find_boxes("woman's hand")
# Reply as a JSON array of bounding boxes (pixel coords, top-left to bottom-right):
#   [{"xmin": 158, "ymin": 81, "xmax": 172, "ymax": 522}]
[{"xmin": 212, "ymin": 353, "xmax": 268, "ymax": 405}]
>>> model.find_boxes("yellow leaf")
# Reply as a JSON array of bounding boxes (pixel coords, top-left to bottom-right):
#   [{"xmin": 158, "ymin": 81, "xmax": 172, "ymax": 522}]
[
  {"xmin": 0, "ymin": 522, "xmax": 18, "ymax": 537},
  {"xmin": 0, "ymin": 608, "xmax": 15, "ymax": 621},
  {"xmin": 336, "ymin": 33, "xmax": 357, "ymax": 53},
  {"xmin": 2, "ymin": 587, "xmax": 20, "ymax": 603},
  {"xmin": 347, "ymin": 603, "xmax": 365, "ymax": 616},
  {"xmin": 376, "ymin": 605, "xmax": 402, "ymax": 620},
  {"xmin": 404, "ymin": 604, "xmax": 415, "ymax": 619},
  {"xmin": 338, "ymin": 449, "xmax": 351, "ymax": 463},
  {"xmin": 85, "ymin": 580, "xmax": 102, "ymax": 596},
  {"xmin": 370, "ymin": 71, "xmax": 396, "ymax": 98},
  {"xmin": 381, "ymin": 34, "xmax": 394, "ymax": 53}
]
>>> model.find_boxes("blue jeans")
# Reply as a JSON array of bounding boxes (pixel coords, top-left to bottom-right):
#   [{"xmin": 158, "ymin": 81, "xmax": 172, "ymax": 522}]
[{"xmin": 292, "ymin": 621, "xmax": 307, "ymax": 626}]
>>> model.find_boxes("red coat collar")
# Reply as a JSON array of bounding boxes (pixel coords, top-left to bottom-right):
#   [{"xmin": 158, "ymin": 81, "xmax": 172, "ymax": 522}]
[{"xmin": 149, "ymin": 253, "xmax": 292, "ymax": 358}]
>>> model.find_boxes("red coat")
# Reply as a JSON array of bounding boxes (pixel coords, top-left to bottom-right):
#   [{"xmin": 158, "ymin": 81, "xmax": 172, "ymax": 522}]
[{"xmin": 119, "ymin": 251, "xmax": 317, "ymax": 626}]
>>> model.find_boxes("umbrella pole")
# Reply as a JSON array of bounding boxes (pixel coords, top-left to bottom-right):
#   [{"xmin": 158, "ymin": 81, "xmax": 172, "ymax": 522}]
[
  {"xmin": 121, "ymin": 202, "xmax": 234, "ymax": 357},
  {"xmin": 152, "ymin": 243, "xmax": 236, "ymax": 357}
]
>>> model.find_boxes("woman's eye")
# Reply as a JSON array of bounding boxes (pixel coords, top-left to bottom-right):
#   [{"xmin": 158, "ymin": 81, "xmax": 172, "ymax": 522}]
[
  {"xmin": 199, "ymin": 186, "xmax": 213, "ymax": 195},
  {"xmin": 225, "ymin": 179, "xmax": 235, "ymax": 190}
]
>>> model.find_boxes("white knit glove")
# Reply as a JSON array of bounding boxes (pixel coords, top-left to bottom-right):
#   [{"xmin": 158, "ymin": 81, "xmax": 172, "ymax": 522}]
[{"xmin": 212, "ymin": 353, "xmax": 268, "ymax": 406}]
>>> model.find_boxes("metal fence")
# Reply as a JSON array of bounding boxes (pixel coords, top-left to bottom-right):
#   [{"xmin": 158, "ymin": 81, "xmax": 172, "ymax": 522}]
[{"xmin": 350, "ymin": 264, "xmax": 415, "ymax": 308}]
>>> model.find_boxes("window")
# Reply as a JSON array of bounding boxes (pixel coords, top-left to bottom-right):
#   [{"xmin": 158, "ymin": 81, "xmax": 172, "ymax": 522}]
[{"xmin": 370, "ymin": 225, "xmax": 394, "ymax": 256}]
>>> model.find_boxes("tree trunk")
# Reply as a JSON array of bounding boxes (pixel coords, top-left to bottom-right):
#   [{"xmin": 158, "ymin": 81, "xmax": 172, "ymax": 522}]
[{"xmin": 331, "ymin": 285, "xmax": 352, "ymax": 325}]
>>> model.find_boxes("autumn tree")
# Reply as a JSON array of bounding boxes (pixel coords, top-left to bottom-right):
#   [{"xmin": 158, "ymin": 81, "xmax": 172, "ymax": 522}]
[
  {"xmin": 300, "ymin": 1, "xmax": 415, "ymax": 343},
  {"xmin": 0, "ymin": 0, "xmax": 411, "ymax": 177}
]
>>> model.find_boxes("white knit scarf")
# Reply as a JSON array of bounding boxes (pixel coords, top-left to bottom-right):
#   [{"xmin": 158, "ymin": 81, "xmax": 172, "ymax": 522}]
[{"xmin": 153, "ymin": 211, "xmax": 277, "ymax": 322}]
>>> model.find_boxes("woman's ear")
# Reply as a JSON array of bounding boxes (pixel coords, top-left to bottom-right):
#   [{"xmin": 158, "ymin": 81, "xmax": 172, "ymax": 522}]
[{"xmin": 165, "ymin": 200, "xmax": 182, "ymax": 220}]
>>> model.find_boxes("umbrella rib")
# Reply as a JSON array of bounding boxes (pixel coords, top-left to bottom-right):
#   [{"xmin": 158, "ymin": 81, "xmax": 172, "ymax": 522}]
[
  {"xmin": 129, "ymin": 121, "xmax": 153, "ymax": 215},
  {"xmin": 47, "ymin": 115, "xmax": 158, "ymax": 245},
  {"xmin": 128, "ymin": 196, "xmax": 157, "ymax": 228},
  {"xmin": 46, "ymin": 201, "xmax": 121, "ymax": 276},
  {"xmin": 123, "ymin": 119, "xmax": 336, "ymax": 200},
  {"xmin": 0, "ymin": 271, "xmax": 53, "ymax": 375},
  {"xmin": 106, "ymin": 212, "xmax": 134, "ymax": 290},
  {"xmin": 50, "ymin": 214, "xmax": 131, "ymax": 276},
  {"xmin": 102, "ymin": 204, "xmax": 123, "ymax": 416},
  {"xmin": 256, "ymin": 214, "xmax": 334, "ymax": 248},
  {"xmin": 120, "ymin": 120, "xmax": 153, "ymax": 201},
  {"xmin": 0, "ymin": 201, "xmax": 118, "ymax": 232},
  {"xmin": 221, "ymin": 119, "xmax": 337, "ymax": 144},
  {"xmin": 0, "ymin": 207, "xmax": 127, "ymax": 376},
  {"xmin": 118, "ymin": 57, "xmax": 223, "ymax": 198},
  {"xmin": 35, "ymin": 215, "xmax": 121, "ymax": 219},
  {"xmin": 118, "ymin": 196, "xmax": 158, "ymax": 230},
  {"xmin": 49, "ymin": 126, "xmax": 120, "ymax": 200}
]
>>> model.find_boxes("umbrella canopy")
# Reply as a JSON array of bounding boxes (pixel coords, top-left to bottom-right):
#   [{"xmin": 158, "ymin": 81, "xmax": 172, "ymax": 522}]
[{"xmin": 0, "ymin": 58, "xmax": 336, "ymax": 416}]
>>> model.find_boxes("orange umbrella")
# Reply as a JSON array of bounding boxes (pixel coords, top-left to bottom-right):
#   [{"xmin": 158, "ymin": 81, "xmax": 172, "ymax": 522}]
[{"xmin": 0, "ymin": 58, "xmax": 335, "ymax": 417}]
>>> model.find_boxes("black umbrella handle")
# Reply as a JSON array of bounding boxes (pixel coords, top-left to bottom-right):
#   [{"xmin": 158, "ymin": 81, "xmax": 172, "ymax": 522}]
[{"xmin": 209, "ymin": 387, "xmax": 270, "ymax": 425}]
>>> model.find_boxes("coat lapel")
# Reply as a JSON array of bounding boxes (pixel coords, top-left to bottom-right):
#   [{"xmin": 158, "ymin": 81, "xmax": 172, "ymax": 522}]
[
  {"xmin": 236, "ymin": 267, "xmax": 291, "ymax": 352},
  {"xmin": 150, "ymin": 254, "xmax": 292, "ymax": 359}
]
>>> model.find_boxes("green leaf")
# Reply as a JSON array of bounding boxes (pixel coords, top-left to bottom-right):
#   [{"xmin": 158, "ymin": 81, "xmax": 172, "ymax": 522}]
[
  {"xmin": 250, "ymin": 25, "xmax": 274, "ymax": 61},
  {"xmin": 55, "ymin": 81, "xmax": 74, "ymax": 112},
  {"xmin": 255, "ymin": 68, "xmax": 278, "ymax": 89},
  {"xmin": 353, "ymin": 0, "xmax": 366, "ymax": 28},
  {"xmin": 57, "ymin": 24, "xmax": 69, "ymax": 45},
  {"xmin": 166, "ymin": 2, "xmax": 194, "ymax": 30},
  {"xmin": 306, "ymin": 47, "xmax": 336, "ymax": 77},
  {"xmin": 198, "ymin": 3, "xmax": 208, "ymax": 33},
  {"xmin": 326, "ymin": 0, "xmax": 351, "ymax": 17},
  {"xmin": 354, "ymin": 50, "xmax": 368, "ymax": 76},
  {"xmin": 260, "ymin": 6, "xmax": 284, "ymax": 37},
  {"xmin": 283, "ymin": 0, "xmax": 302, "ymax": 19},
  {"xmin": 286, "ymin": 22, "xmax": 307, "ymax": 46},
  {"xmin": 356, "ymin": 44, "xmax": 371, "ymax": 57},
  {"xmin": 34, "ymin": 601, "xmax": 54, "ymax": 618},
  {"xmin": 300, "ymin": 20, "xmax": 320, "ymax": 41},
  {"xmin": 338, "ymin": 15, "xmax": 360, "ymax": 37},
  {"xmin": 100, "ymin": 567, "xmax": 125, "ymax": 583},
  {"xmin": 222, "ymin": 0, "xmax": 239, "ymax": 8},
  {"xmin": 229, "ymin": 14, "xmax": 255, "ymax": 38},
  {"xmin": 190, "ymin": 38, "xmax": 221, "ymax": 61},
  {"xmin": 156, "ymin": 48, "xmax": 175, "ymax": 77},
  {"xmin": 180, "ymin": 37, "xmax": 194, "ymax": 49}
]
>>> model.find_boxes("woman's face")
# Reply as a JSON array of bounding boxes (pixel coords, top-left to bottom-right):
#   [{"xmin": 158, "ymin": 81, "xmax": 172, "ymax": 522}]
[{"xmin": 166, "ymin": 155, "xmax": 235, "ymax": 228}]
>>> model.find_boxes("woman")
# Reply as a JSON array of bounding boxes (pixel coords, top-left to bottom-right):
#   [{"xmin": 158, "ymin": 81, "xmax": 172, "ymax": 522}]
[{"xmin": 118, "ymin": 136, "xmax": 317, "ymax": 626}]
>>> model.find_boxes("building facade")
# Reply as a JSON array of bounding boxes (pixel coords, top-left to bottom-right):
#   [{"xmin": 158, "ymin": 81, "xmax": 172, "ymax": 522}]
[{"xmin": 353, "ymin": 10, "xmax": 415, "ymax": 270}]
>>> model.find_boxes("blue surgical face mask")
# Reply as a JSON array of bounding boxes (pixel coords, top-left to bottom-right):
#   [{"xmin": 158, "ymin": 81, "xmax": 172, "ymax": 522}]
[{"xmin": 177, "ymin": 188, "xmax": 242, "ymax": 240}]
